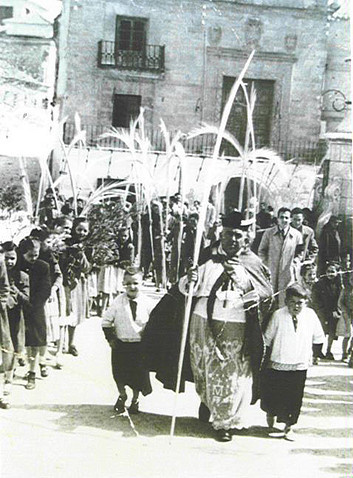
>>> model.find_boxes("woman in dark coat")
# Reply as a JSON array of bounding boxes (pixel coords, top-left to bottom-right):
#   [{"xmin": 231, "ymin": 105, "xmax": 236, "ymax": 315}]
[{"xmin": 19, "ymin": 238, "xmax": 51, "ymax": 390}]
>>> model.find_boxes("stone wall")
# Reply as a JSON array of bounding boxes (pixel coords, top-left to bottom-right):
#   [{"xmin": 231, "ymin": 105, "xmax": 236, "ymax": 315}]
[
  {"xmin": 322, "ymin": 15, "xmax": 351, "ymax": 133},
  {"xmin": 60, "ymin": 0, "xmax": 329, "ymax": 142},
  {"xmin": 325, "ymin": 135, "xmax": 352, "ymax": 217}
]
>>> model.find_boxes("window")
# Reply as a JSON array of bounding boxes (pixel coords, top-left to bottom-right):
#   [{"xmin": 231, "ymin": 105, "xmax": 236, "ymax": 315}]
[
  {"xmin": 221, "ymin": 77, "xmax": 275, "ymax": 149},
  {"xmin": 112, "ymin": 94, "xmax": 141, "ymax": 128},
  {"xmin": 116, "ymin": 16, "xmax": 147, "ymax": 51},
  {"xmin": 0, "ymin": 6, "xmax": 13, "ymax": 25}
]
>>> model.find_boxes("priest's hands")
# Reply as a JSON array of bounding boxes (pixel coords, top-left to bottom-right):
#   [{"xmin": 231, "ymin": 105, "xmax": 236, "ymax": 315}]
[{"xmin": 187, "ymin": 266, "xmax": 199, "ymax": 284}]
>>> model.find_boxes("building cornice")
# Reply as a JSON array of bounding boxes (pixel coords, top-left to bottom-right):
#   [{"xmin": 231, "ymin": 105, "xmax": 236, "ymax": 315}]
[{"xmin": 207, "ymin": 47, "xmax": 297, "ymax": 63}]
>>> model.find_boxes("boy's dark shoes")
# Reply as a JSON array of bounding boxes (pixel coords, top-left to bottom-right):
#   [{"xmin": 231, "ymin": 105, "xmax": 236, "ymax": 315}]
[
  {"xmin": 216, "ymin": 429, "xmax": 232, "ymax": 442},
  {"xmin": 128, "ymin": 400, "xmax": 139, "ymax": 414},
  {"xmin": 198, "ymin": 402, "xmax": 211, "ymax": 423},
  {"xmin": 40, "ymin": 364, "xmax": 49, "ymax": 377},
  {"xmin": 18, "ymin": 358, "xmax": 26, "ymax": 367},
  {"xmin": 114, "ymin": 395, "xmax": 127, "ymax": 414},
  {"xmin": 325, "ymin": 352, "xmax": 335, "ymax": 361},
  {"xmin": 0, "ymin": 398, "xmax": 10, "ymax": 409}
]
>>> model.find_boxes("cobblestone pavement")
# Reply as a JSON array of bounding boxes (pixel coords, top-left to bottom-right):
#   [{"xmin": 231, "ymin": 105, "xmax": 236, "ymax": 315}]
[{"xmin": 1, "ymin": 288, "xmax": 352, "ymax": 478}]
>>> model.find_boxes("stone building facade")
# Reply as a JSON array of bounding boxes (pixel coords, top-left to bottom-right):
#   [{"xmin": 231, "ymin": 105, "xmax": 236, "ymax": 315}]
[
  {"xmin": 58, "ymin": 0, "xmax": 332, "ymax": 150},
  {"xmin": 0, "ymin": 0, "xmax": 59, "ymax": 209}
]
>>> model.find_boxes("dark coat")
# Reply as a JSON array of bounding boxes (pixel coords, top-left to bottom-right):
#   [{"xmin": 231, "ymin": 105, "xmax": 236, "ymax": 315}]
[
  {"xmin": 142, "ymin": 284, "xmax": 194, "ymax": 393},
  {"xmin": 318, "ymin": 224, "xmax": 341, "ymax": 274},
  {"xmin": 22, "ymin": 259, "xmax": 51, "ymax": 346},
  {"xmin": 7, "ymin": 268, "xmax": 29, "ymax": 352},
  {"xmin": 312, "ymin": 276, "xmax": 342, "ymax": 335}
]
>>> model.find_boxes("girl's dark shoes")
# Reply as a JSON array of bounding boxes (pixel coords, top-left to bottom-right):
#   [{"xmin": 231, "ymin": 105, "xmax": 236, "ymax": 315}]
[
  {"xmin": 68, "ymin": 345, "xmax": 79, "ymax": 357},
  {"xmin": 25, "ymin": 372, "xmax": 36, "ymax": 390},
  {"xmin": 0, "ymin": 398, "xmax": 10, "ymax": 409},
  {"xmin": 40, "ymin": 365, "xmax": 49, "ymax": 378}
]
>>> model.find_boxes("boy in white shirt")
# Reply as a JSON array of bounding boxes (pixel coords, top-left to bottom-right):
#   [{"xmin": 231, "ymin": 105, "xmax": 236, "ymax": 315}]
[
  {"xmin": 102, "ymin": 267, "xmax": 154, "ymax": 414},
  {"xmin": 260, "ymin": 283, "xmax": 325, "ymax": 441}
]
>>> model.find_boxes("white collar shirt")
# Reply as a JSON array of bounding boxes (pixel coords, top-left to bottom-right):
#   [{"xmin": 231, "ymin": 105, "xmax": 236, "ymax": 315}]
[
  {"xmin": 264, "ymin": 305, "xmax": 325, "ymax": 370},
  {"xmin": 102, "ymin": 292, "xmax": 155, "ymax": 342}
]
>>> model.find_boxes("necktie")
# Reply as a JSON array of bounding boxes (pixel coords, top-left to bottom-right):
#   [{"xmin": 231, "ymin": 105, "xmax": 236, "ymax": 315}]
[
  {"xmin": 292, "ymin": 315, "xmax": 298, "ymax": 332},
  {"xmin": 129, "ymin": 299, "xmax": 137, "ymax": 321}
]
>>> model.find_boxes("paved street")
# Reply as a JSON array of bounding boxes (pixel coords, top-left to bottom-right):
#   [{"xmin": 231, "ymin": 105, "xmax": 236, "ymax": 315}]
[{"xmin": 1, "ymin": 294, "xmax": 353, "ymax": 478}]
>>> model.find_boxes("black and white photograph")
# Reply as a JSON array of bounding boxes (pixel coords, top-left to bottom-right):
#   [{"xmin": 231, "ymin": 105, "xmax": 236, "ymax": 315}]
[{"xmin": 0, "ymin": 0, "xmax": 352, "ymax": 477}]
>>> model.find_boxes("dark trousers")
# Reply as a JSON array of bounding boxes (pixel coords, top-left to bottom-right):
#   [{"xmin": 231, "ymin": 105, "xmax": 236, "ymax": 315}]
[
  {"xmin": 111, "ymin": 339, "xmax": 152, "ymax": 396},
  {"xmin": 260, "ymin": 368, "xmax": 307, "ymax": 426}
]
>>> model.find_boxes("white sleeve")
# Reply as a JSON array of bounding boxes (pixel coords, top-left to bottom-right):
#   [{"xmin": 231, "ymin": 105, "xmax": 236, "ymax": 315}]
[
  {"xmin": 311, "ymin": 310, "xmax": 325, "ymax": 344},
  {"xmin": 101, "ymin": 300, "xmax": 117, "ymax": 328},
  {"xmin": 263, "ymin": 312, "xmax": 278, "ymax": 347},
  {"xmin": 178, "ymin": 263, "xmax": 206, "ymax": 296}
]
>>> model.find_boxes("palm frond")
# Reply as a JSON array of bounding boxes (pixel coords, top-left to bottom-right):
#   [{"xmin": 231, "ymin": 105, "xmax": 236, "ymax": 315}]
[
  {"xmin": 187, "ymin": 123, "xmax": 244, "ymax": 158},
  {"xmin": 18, "ymin": 157, "xmax": 33, "ymax": 217},
  {"xmin": 100, "ymin": 127, "xmax": 136, "ymax": 154},
  {"xmin": 74, "ymin": 112, "xmax": 82, "ymax": 134},
  {"xmin": 159, "ymin": 119, "xmax": 171, "ymax": 152}
]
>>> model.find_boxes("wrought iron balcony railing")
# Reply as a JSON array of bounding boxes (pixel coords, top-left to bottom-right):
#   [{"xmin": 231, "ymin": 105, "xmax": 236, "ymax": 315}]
[
  {"xmin": 63, "ymin": 123, "xmax": 327, "ymax": 164},
  {"xmin": 98, "ymin": 41, "xmax": 165, "ymax": 73}
]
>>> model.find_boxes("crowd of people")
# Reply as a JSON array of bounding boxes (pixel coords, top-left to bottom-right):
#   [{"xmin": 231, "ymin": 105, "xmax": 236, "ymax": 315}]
[{"xmin": 0, "ymin": 187, "xmax": 351, "ymax": 445}]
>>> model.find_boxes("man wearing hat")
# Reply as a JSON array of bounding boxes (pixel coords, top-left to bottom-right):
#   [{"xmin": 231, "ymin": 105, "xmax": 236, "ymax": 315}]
[{"xmin": 178, "ymin": 211, "xmax": 272, "ymax": 442}]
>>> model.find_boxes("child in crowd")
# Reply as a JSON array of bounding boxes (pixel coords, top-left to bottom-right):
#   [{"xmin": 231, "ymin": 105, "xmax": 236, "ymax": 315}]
[
  {"xmin": 312, "ymin": 261, "xmax": 342, "ymax": 360},
  {"xmin": 60, "ymin": 217, "xmax": 91, "ymax": 357},
  {"xmin": 2, "ymin": 242, "xmax": 29, "ymax": 394},
  {"xmin": 102, "ymin": 267, "xmax": 154, "ymax": 414},
  {"xmin": 37, "ymin": 230, "xmax": 66, "ymax": 370},
  {"xmin": 298, "ymin": 262, "xmax": 317, "ymax": 306},
  {"xmin": 261, "ymin": 283, "xmax": 325, "ymax": 441},
  {"xmin": 116, "ymin": 227, "xmax": 135, "ymax": 293},
  {"xmin": 18, "ymin": 238, "xmax": 51, "ymax": 390}
]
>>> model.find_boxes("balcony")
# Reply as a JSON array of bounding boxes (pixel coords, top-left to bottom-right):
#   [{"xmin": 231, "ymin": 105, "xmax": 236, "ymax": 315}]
[
  {"xmin": 98, "ymin": 41, "xmax": 165, "ymax": 73},
  {"xmin": 63, "ymin": 123, "xmax": 327, "ymax": 164}
]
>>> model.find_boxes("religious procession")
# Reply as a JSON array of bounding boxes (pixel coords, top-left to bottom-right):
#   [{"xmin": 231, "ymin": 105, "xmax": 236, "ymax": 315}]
[
  {"xmin": 0, "ymin": 166, "xmax": 352, "ymax": 444},
  {"xmin": 0, "ymin": 2, "xmax": 351, "ymax": 469}
]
